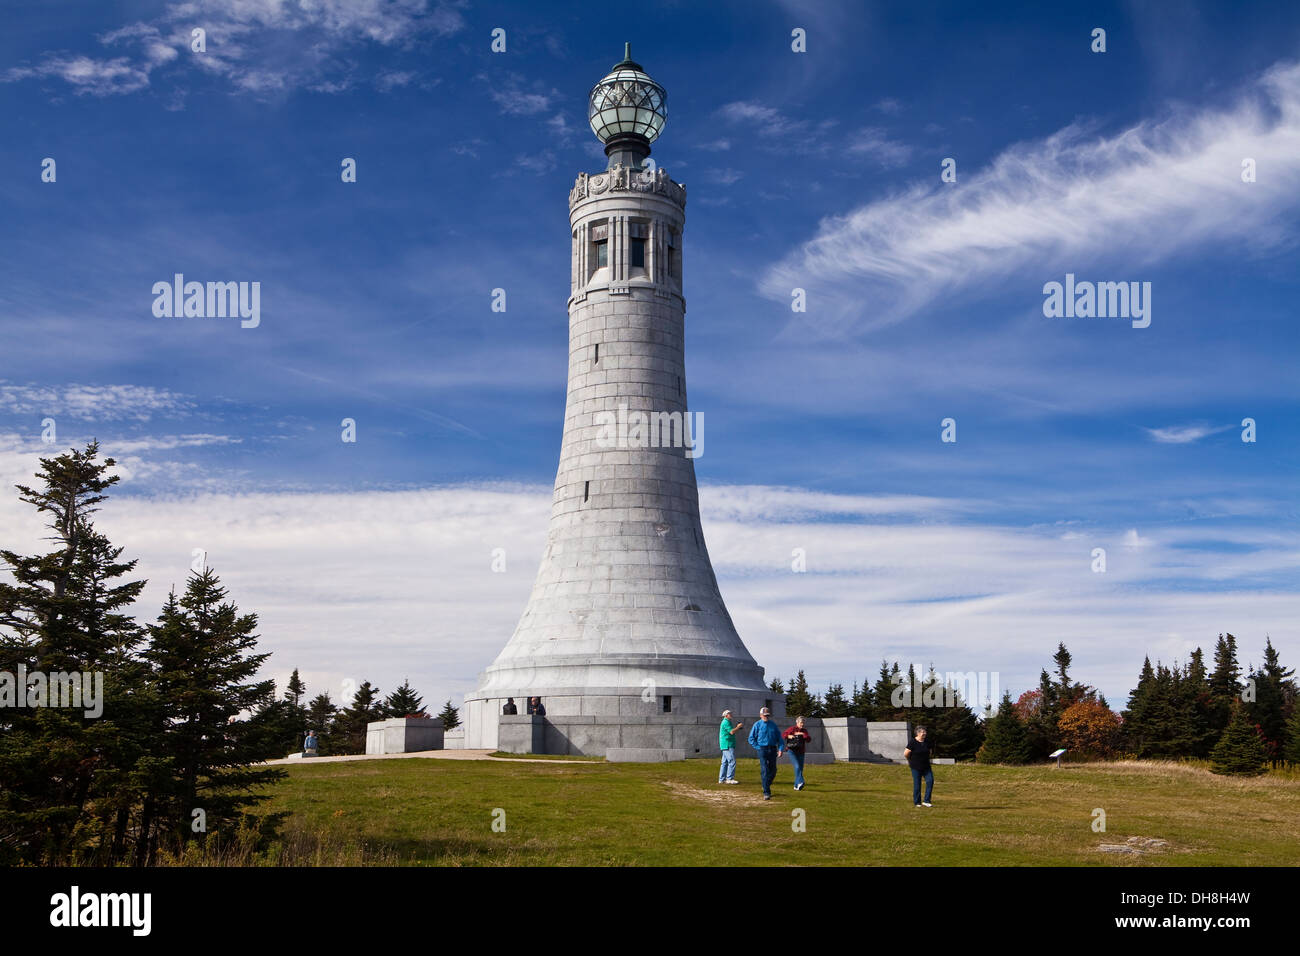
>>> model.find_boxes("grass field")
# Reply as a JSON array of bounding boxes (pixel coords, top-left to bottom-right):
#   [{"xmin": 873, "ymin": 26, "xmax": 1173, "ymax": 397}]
[{"xmin": 217, "ymin": 756, "xmax": 1300, "ymax": 867}]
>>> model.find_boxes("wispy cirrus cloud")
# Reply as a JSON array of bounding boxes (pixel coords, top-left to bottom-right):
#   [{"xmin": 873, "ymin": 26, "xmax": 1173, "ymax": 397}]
[
  {"xmin": 0, "ymin": 383, "xmax": 194, "ymax": 421},
  {"xmin": 714, "ymin": 100, "xmax": 911, "ymax": 166},
  {"xmin": 761, "ymin": 60, "xmax": 1300, "ymax": 337},
  {"xmin": 3, "ymin": 0, "xmax": 466, "ymax": 98},
  {"xmin": 1143, "ymin": 423, "xmax": 1235, "ymax": 444}
]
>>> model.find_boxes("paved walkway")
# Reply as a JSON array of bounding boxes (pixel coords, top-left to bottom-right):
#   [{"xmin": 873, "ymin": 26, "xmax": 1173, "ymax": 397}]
[{"xmin": 264, "ymin": 749, "xmax": 585, "ymax": 766}]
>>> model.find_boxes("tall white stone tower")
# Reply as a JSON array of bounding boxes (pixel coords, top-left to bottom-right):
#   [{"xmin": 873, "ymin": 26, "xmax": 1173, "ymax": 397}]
[{"xmin": 465, "ymin": 46, "xmax": 777, "ymax": 754}]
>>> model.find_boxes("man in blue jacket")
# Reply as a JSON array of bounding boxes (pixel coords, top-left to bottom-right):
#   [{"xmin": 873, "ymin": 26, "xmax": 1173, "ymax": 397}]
[{"xmin": 747, "ymin": 707, "xmax": 785, "ymax": 799}]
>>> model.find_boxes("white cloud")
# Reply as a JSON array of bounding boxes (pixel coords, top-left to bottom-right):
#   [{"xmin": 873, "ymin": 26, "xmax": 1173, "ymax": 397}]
[
  {"xmin": 1, "ymin": 437, "xmax": 1293, "ymax": 710},
  {"xmin": 846, "ymin": 126, "xmax": 912, "ymax": 167},
  {"xmin": 0, "ymin": 383, "xmax": 193, "ymax": 421},
  {"xmin": 1144, "ymin": 423, "xmax": 1233, "ymax": 444},
  {"xmin": 3, "ymin": 0, "xmax": 465, "ymax": 97},
  {"xmin": 761, "ymin": 60, "xmax": 1300, "ymax": 337}
]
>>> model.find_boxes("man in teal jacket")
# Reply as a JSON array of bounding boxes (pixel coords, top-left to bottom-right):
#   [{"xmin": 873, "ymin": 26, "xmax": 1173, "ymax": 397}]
[
  {"xmin": 718, "ymin": 709, "xmax": 744, "ymax": 784},
  {"xmin": 747, "ymin": 707, "xmax": 785, "ymax": 799}
]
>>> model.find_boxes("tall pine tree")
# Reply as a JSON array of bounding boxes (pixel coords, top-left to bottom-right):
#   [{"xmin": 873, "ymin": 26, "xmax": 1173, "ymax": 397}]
[
  {"xmin": 137, "ymin": 569, "xmax": 285, "ymax": 863},
  {"xmin": 333, "ymin": 681, "xmax": 384, "ymax": 754},
  {"xmin": 384, "ymin": 678, "xmax": 425, "ymax": 717},
  {"xmin": 1210, "ymin": 701, "xmax": 1268, "ymax": 776},
  {"xmin": 0, "ymin": 442, "xmax": 147, "ymax": 864},
  {"xmin": 976, "ymin": 693, "xmax": 1032, "ymax": 764}
]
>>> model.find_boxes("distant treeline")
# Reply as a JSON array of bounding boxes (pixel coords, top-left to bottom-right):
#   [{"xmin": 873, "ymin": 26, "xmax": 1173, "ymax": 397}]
[
  {"xmin": 783, "ymin": 637, "xmax": 1298, "ymax": 775},
  {"xmin": 286, "ymin": 675, "xmax": 461, "ymax": 757}
]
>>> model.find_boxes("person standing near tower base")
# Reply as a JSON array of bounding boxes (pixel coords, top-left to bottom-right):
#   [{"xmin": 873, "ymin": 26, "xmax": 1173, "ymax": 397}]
[
  {"xmin": 748, "ymin": 707, "xmax": 784, "ymax": 799},
  {"xmin": 718, "ymin": 709, "xmax": 743, "ymax": 784}
]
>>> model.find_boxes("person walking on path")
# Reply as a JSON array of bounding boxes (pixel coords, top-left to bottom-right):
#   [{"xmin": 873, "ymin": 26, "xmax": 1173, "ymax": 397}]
[
  {"xmin": 718, "ymin": 709, "xmax": 744, "ymax": 784},
  {"xmin": 783, "ymin": 716, "xmax": 812, "ymax": 791},
  {"xmin": 747, "ymin": 707, "xmax": 784, "ymax": 799},
  {"xmin": 904, "ymin": 725, "xmax": 934, "ymax": 807}
]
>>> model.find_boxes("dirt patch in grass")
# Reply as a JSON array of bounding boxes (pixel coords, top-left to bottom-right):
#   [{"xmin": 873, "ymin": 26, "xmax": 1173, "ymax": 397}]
[
  {"xmin": 1097, "ymin": 835, "xmax": 1175, "ymax": 856},
  {"xmin": 661, "ymin": 780, "xmax": 767, "ymax": 806}
]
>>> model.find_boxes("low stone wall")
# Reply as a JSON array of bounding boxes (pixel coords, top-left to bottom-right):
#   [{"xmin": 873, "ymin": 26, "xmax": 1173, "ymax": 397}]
[
  {"xmin": 499, "ymin": 714, "xmax": 913, "ymax": 761},
  {"xmin": 365, "ymin": 717, "xmax": 444, "ymax": 755}
]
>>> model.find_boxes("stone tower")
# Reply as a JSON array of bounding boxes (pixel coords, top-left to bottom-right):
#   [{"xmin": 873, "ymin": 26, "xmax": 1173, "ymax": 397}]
[{"xmin": 464, "ymin": 46, "xmax": 777, "ymax": 753}]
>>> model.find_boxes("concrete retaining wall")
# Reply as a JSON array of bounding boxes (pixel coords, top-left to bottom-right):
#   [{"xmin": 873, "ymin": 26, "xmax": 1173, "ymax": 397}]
[
  {"xmin": 365, "ymin": 717, "xmax": 444, "ymax": 755},
  {"xmin": 498, "ymin": 714, "xmax": 915, "ymax": 761}
]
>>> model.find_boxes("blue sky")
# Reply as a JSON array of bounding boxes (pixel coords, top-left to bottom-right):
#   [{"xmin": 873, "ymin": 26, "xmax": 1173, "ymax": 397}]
[{"xmin": 1, "ymin": 0, "xmax": 1297, "ymax": 713}]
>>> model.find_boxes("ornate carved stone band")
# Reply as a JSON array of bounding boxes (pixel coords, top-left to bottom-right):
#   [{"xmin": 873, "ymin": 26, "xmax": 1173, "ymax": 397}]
[{"xmin": 570, "ymin": 163, "xmax": 687, "ymax": 211}]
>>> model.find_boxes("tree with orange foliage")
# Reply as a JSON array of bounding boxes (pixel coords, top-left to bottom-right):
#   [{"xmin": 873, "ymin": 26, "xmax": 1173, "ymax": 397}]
[{"xmin": 1057, "ymin": 699, "xmax": 1122, "ymax": 758}]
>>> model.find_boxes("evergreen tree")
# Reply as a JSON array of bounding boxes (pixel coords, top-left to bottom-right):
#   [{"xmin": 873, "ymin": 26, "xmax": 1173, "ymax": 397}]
[
  {"xmin": 850, "ymin": 678, "xmax": 874, "ymax": 719},
  {"xmin": 768, "ymin": 677, "xmax": 784, "ymax": 694},
  {"xmin": 925, "ymin": 679, "xmax": 985, "ymax": 761},
  {"xmin": 1023, "ymin": 668, "xmax": 1060, "ymax": 759},
  {"xmin": 1184, "ymin": 648, "xmax": 1216, "ymax": 757},
  {"xmin": 333, "ymin": 681, "xmax": 384, "ymax": 754},
  {"xmin": 437, "ymin": 700, "xmax": 461, "ymax": 730},
  {"xmin": 1209, "ymin": 702, "xmax": 1268, "ymax": 776},
  {"xmin": 384, "ymin": 678, "xmax": 425, "ymax": 717},
  {"xmin": 285, "ymin": 668, "xmax": 306, "ymax": 710},
  {"xmin": 304, "ymin": 693, "xmax": 337, "ymax": 754},
  {"xmin": 247, "ymin": 695, "xmax": 302, "ymax": 761},
  {"xmin": 1122, "ymin": 655, "xmax": 1157, "ymax": 754},
  {"xmin": 137, "ymin": 569, "xmax": 285, "ymax": 863},
  {"xmin": 1283, "ymin": 706, "xmax": 1300, "ymax": 766},
  {"xmin": 1245, "ymin": 636, "xmax": 1295, "ymax": 764},
  {"xmin": 784, "ymin": 671, "xmax": 816, "ymax": 718},
  {"xmin": 871, "ymin": 660, "xmax": 899, "ymax": 717},
  {"xmin": 976, "ymin": 692, "xmax": 1032, "ymax": 764},
  {"xmin": 822, "ymin": 682, "xmax": 849, "ymax": 718},
  {"xmin": 281, "ymin": 667, "xmax": 309, "ymax": 754},
  {"xmin": 0, "ymin": 442, "xmax": 147, "ymax": 864},
  {"xmin": 1208, "ymin": 633, "xmax": 1241, "ymax": 735}
]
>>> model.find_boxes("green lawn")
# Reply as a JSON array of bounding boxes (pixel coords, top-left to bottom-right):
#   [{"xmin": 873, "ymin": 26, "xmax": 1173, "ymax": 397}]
[{"xmin": 250, "ymin": 757, "xmax": 1300, "ymax": 866}]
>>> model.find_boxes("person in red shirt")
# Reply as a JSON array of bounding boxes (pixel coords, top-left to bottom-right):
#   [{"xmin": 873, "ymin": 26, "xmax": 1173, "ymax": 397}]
[{"xmin": 783, "ymin": 715, "xmax": 812, "ymax": 791}]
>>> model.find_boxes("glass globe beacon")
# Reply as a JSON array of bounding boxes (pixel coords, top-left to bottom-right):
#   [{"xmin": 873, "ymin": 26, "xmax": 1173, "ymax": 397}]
[{"xmin": 588, "ymin": 44, "xmax": 667, "ymax": 147}]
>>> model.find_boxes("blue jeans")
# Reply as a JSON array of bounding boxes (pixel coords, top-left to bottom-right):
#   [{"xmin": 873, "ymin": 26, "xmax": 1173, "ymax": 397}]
[
  {"xmin": 911, "ymin": 767, "xmax": 933, "ymax": 805},
  {"xmin": 789, "ymin": 749, "xmax": 805, "ymax": 788},
  {"xmin": 757, "ymin": 746, "xmax": 778, "ymax": 795},
  {"xmin": 719, "ymin": 748, "xmax": 736, "ymax": 782}
]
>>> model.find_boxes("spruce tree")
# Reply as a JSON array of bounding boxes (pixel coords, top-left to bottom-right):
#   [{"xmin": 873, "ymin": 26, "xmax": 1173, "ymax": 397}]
[
  {"xmin": 1024, "ymin": 668, "xmax": 1059, "ymax": 759},
  {"xmin": 1246, "ymin": 637, "xmax": 1295, "ymax": 764},
  {"xmin": 1122, "ymin": 655, "xmax": 1156, "ymax": 755},
  {"xmin": 384, "ymin": 678, "xmax": 425, "ymax": 717},
  {"xmin": 871, "ymin": 660, "xmax": 899, "ymax": 718},
  {"xmin": 137, "ymin": 570, "xmax": 285, "ymax": 862},
  {"xmin": 976, "ymin": 692, "xmax": 1032, "ymax": 764},
  {"xmin": 822, "ymin": 682, "xmax": 849, "ymax": 718},
  {"xmin": 285, "ymin": 668, "xmax": 306, "ymax": 710},
  {"xmin": 333, "ymin": 681, "xmax": 384, "ymax": 754},
  {"xmin": 1210, "ymin": 702, "xmax": 1268, "ymax": 776},
  {"xmin": 850, "ymin": 678, "xmax": 874, "ymax": 719},
  {"xmin": 927, "ymin": 683, "xmax": 985, "ymax": 760},
  {"xmin": 304, "ymin": 693, "xmax": 337, "ymax": 754},
  {"xmin": 437, "ymin": 699, "xmax": 461, "ymax": 730},
  {"xmin": 1283, "ymin": 706, "xmax": 1300, "ymax": 766},
  {"xmin": 0, "ymin": 442, "xmax": 146, "ymax": 864},
  {"xmin": 784, "ymin": 671, "xmax": 816, "ymax": 718},
  {"xmin": 768, "ymin": 677, "xmax": 784, "ymax": 694},
  {"xmin": 1184, "ymin": 648, "xmax": 1216, "ymax": 757},
  {"xmin": 1208, "ymin": 633, "xmax": 1241, "ymax": 735}
]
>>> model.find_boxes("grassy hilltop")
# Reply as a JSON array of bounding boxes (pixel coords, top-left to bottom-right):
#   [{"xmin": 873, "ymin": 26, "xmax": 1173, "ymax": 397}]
[{"xmin": 171, "ymin": 757, "xmax": 1300, "ymax": 866}]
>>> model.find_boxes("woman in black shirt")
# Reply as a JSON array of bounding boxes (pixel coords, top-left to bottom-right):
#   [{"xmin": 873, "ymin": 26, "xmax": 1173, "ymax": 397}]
[{"xmin": 904, "ymin": 726, "xmax": 933, "ymax": 807}]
